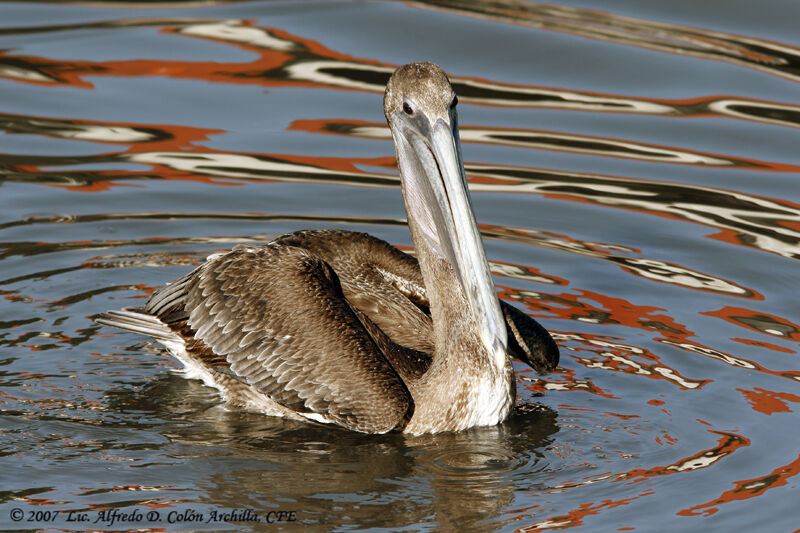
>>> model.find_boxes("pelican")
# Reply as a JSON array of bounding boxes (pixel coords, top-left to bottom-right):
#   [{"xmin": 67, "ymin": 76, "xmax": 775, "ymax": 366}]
[{"xmin": 96, "ymin": 62, "xmax": 559, "ymax": 434}]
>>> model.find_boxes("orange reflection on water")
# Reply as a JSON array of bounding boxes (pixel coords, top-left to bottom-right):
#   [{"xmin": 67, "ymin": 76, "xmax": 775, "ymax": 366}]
[
  {"xmin": 525, "ymin": 364, "xmax": 616, "ymax": 399},
  {"xmin": 3, "ymin": 16, "xmax": 800, "ymax": 132},
  {"xmin": 503, "ymin": 276, "xmax": 715, "ymax": 391},
  {"xmin": 499, "ymin": 258, "xmax": 800, "ymax": 393},
  {"xmin": 678, "ymin": 452, "xmax": 800, "ymax": 517},
  {"xmin": 515, "ymin": 488, "xmax": 656, "ymax": 532},
  {"xmin": 737, "ymin": 387, "xmax": 800, "ymax": 415},
  {"xmin": 290, "ymin": 117, "xmax": 800, "ymax": 172},
  {"xmin": 494, "ymin": 263, "xmax": 569, "ymax": 287},
  {"xmin": 6, "ymin": 95, "xmax": 798, "ymax": 272},
  {"xmin": 0, "ymin": 111, "xmax": 224, "ymax": 151},
  {"xmin": 657, "ymin": 338, "xmax": 800, "ymax": 385},
  {"xmin": 0, "ymin": 20, "xmax": 370, "ymax": 91},
  {"xmin": 481, "ymin": 224, "xmax": 760, "ymax": 299},
  {"xmin": 555, "ymin": 332, "xmax": 708, "ymax": 391},
  {"xmin": 517, "ymin": 431, "xmax": 748, "ymax": 531},
  {"xmin": 701, "ymin": 306, "xmax": 800, "ymax": 342},
  {"xmin": 519, "ymin": 287, "xmax": 689, "ymax": 333},
  {"xmin": 733, "ymin": 337, "xmax": 795, "ymax": 354},
  {"xmin": 621, "ymin": 431, "xmax": 748, "ymax": 480}
]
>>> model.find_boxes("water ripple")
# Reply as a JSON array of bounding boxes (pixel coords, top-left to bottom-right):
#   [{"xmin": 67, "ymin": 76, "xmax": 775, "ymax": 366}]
[{"xmin": 1, "ymin": 2, "xmax": 798, "ymax": 531}]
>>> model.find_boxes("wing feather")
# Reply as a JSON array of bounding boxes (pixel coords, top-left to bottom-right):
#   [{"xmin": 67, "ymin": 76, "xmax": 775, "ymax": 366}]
[
  {"xmin": 178, "ymin": 244, "xmax": 413, "ymax": 433},
  {"xmin": 101, "ymin": 229, "xmax": 557, "ymax": 432},
  {"xmin": 273, "ymin": 230, "xmax": 433, "ymax": 353}
]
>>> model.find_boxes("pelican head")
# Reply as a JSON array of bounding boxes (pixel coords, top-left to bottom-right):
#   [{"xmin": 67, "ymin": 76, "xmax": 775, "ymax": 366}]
[{"xmin": 384, "ymin": 62, "xmax": 507, "ymax": 371}]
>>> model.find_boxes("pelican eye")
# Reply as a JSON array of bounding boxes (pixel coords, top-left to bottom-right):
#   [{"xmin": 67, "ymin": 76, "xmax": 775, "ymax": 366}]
[{"xmin": 402, "ymin": 102, "xmax": 414, "ymax": 115}]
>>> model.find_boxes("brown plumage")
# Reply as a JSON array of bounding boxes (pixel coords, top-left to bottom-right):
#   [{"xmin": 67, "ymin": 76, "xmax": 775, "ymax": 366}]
[{"xmin": 96, "ymin": 63, "xmax": 559, "ymax": 435}]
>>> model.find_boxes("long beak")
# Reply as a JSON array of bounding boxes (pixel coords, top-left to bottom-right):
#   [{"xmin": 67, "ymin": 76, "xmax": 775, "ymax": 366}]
[{"xmin": 391, "ymin": 109, "xmax": 508, "ymax": 370}]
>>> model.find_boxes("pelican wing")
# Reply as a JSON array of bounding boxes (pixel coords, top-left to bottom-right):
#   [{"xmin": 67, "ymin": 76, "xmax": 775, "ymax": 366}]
[
  {"xmin": 150, "ymin": 244, "xmax": 414, "ymax": 434},
  {"xmin": 272, "ymin": 230, "xmax": 433, "ymax": 353},
  {"xmin": 271, "ymin": 230, "xmax": 557, "ymax": 374}
]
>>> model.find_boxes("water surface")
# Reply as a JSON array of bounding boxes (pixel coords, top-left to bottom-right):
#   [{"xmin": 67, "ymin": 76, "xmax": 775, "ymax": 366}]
[{"xmin": 1, "ymin": 0, "xmax": 799, "ymax": 531}]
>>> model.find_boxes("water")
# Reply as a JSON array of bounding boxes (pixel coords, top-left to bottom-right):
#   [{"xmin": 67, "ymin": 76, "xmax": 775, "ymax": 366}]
[{"xmin": 1, "ymin": 1, "xmax": 798, "ymax": 531}]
